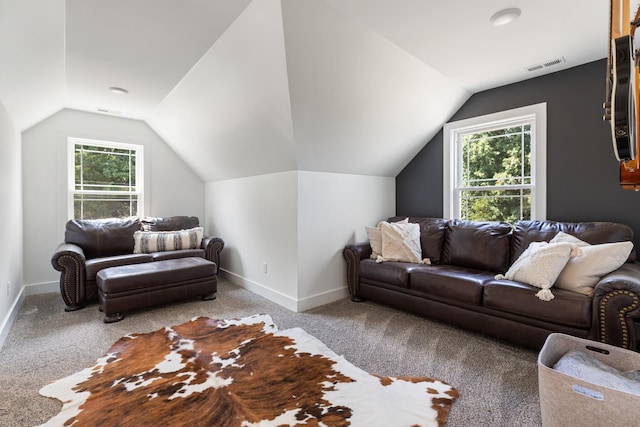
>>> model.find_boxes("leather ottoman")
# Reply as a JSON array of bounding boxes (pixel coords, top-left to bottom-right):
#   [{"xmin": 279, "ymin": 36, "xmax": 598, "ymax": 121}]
[{"xmin": 97, "ymin": 257, "xmax": 217, "ymax": 323}]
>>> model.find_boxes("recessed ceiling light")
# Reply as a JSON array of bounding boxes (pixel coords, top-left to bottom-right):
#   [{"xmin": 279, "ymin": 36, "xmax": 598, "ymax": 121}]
[
  {"xmin": 108, "ymin": 86, "xmax": 129, "ymax": 95},
  {"xmin": 490, "ymin": 8, "xmax": 521, "ymax": 26}
]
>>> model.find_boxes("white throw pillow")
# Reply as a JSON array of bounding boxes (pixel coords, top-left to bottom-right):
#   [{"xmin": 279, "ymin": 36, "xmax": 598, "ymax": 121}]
[
  {"xmin": 495, "ymin": 241, "xmax": 579, "ymax": 301},
  {"xmin": 366, "ymin": 218, "xmax": 408, "ymax": 260},
  {"xmin": 549, "ymin": 231, "xmax": 590, "ymax": 247},
  {"xmin": 366, "ymin": 226, "xmax": 382, "ymax": 260},
  {"xmin": 378, "ymin": 221, "xmax": 429, "ymax": 264},
  {"xmin": 550, "ymin": 232, "xmax": 633, "ymax": 296},
  {"xmin": 133, "ymin": 227, "xmax": 204, "ymax": 253}
]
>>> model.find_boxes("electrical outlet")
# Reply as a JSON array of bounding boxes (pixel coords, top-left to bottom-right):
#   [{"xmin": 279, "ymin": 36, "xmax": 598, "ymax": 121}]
[{"xmin": 263, "ymin": 262, "xmax": 268, "ymax": 274}]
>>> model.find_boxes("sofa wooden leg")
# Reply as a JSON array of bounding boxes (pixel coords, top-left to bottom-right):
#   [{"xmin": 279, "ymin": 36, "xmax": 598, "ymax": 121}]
[
  {"xmin": 104, "ymin": 313, "xmax": 124, "ymax": 323},
  {"xmin": 64, "ymin": 304, "xmax": 84, "ymax": 312},
  {"xmin": 203, "ymin": 292, "xmax": 217, "ymax": 301},
  {"xmin": 351, "ymin": 296, "xmax": 365, "ymax": 302}
]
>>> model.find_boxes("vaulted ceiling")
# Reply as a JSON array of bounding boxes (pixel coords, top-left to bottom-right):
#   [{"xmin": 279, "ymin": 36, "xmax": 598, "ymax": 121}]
[{"xmin": 0, "ymin": 0, "xmax": 608, "ymax": 181}]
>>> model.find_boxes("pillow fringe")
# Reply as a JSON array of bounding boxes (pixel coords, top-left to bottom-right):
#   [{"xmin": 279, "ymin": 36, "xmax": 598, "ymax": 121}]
[{"xmin": 536, "ymin": 288, "xmax": 555, "ymax": 301}]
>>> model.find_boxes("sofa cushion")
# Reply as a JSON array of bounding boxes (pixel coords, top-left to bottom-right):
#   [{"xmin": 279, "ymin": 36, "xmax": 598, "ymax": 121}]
[
  {"xmin": 389, "ymin": 217, "xmax": 448, "ymax": 264},
  {"xmin": 483, "ymin": 279, "xmax": 592, "ymax": 328},
  {"xmin": 410, "ymin": 265, "xmax": 494, "ymax": 306},
  {"xmin": 85, "ymin": 253, "xmax": 153, "ymax": 281},
  {"xmin": 141, "ymin": 216, "xmax": 200, "ymax": 231},
  {"xmin": 65, "ymin": 217, "xmax": 141, "ymax": 259},
  {"xmin": 133, "ymin": 227, "xmax": 204, "ymax": 254},
  {"xmin": 441, "ymin": 220, "xmax": 512, "ymax": 273},
  {"xmin": 360, "ymin": 259, "xmax": 424, "ymax": 288},
  {"xmin": 511, "ymin": 220, "xmax": 636, "ymax": 265}
]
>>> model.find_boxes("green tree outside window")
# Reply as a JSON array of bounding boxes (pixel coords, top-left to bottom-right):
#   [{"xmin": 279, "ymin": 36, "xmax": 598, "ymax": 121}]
[
  {"xmin": 72, "ymin": 141, "xmax": 142, "ymax": 219},
  {"xmin": 459, "ymin": 125, "xmax": 531, "ymax": 223}
]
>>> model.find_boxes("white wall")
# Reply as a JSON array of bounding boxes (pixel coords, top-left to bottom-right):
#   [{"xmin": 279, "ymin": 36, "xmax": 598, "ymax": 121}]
[
  {"xmin": 205, "ymin": 171, "xmax": 300, "ymax": 309},
  {"xmin": 297, "ymin": 171, "xmax": 395, "ymax": 310},
  {"xmin": 0, "ymin": 98, "xmax": 23, "ymax": 348},
  {"xmin": 21, "ymin": 108, "xmax": 205, "ymax": 290},
  {"xmin": 205, "ymin": 170, "xmax": 395, "ymax": 311}
]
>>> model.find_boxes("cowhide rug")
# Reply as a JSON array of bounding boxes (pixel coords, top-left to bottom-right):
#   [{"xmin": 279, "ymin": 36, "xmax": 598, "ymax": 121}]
[{"xmin": 38, "ymin": 314, "xmax": 458, "ymax": 426}]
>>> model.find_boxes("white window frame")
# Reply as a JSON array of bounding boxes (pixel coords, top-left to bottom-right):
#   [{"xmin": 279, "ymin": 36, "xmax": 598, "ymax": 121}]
[
  {"xmin": 443, "ymin": 103, "xmax": 546, "ymax": 221},
  {"xmin": 68, "ymin": 137, "xmax": 144, "ymax": 220}
]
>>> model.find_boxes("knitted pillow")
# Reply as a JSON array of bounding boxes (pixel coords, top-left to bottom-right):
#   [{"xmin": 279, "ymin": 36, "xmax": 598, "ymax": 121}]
[
  {"xmin": 495, "ymin": 241, "xmax": 579, "ymax": 301},
  {"xmin": 133, "ymin": 227, "xmax": 204, "ymax": 253}
]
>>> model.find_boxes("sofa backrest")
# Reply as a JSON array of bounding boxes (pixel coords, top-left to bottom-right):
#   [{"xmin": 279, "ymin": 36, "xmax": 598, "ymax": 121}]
[
  {"xmin": 64, "ymin": 215, "xmax": 202, "ymax": 259},
  {"xmin": 141, "ymin": 216, "xmax": 200, "ymax": 231},
  {"xmin": 511, "ymin": 220, "xmax": 636, "ymax": 264},
  {"xmin": 441, "ymin": 220, "xmax": 512, "ymax": 273},
  {"xmin": 65, "ymin": 217, "xmax": 140, "ymax": 259},
  {"xmin": 382, "ymin": 216, "xmax": 635, "ymax": 272}
]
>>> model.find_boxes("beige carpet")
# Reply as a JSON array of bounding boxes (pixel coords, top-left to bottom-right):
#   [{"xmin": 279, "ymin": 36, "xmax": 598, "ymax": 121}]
[{"xmin": 0, "ymin": 278, "xmax": 541, "ymax": 426}]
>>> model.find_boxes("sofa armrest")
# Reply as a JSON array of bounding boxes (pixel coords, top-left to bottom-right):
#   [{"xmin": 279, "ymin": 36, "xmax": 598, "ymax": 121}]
[
  {"xmin": 590, "ymin": 262, "xmax": 640, "ymax": 349},
  {"xmin": 343, "ymin": 242, "xmax": 372, "ymax": 302},
  {"xmin": 202, "ymin": 236, "xmax": 224, "ymax": 273},
  {"xmin": 51, "ymin": 242, "xmax": 87, "ymax": 311}
]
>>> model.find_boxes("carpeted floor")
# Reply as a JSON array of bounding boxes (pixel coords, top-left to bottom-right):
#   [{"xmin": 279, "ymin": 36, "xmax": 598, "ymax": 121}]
[{"xmin": 0, "ymin": 278, "xmax": 542, "ymax": 426}]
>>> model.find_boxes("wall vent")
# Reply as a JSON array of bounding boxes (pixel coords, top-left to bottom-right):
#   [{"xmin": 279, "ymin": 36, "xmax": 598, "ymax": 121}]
[{"xmin": 525, "ymin": 57, "xmax": 565, "ymax": 73}]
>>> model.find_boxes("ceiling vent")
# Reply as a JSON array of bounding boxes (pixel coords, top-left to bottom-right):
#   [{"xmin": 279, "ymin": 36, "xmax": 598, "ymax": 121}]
[
  {"xmin": 525, "ymin": 57, "xmax": 566, "ymax": 73},
  {"xmin": 96, "ymin": 107, "xmax": 122, "ymax": 115}
]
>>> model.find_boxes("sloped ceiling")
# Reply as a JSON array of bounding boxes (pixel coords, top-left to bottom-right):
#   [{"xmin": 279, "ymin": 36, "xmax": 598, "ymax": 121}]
[
  {"xmin": 0, "ymin": 0, "xmax": 609, "ymax": 181},
  {"xmin": 0, "ymin": 0, "xmax": 65, "ymax": 131}
]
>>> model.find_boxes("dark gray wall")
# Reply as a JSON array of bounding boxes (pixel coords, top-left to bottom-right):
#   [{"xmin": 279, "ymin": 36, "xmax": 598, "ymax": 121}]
[{"xmin": 397, "ymin": 59, "xmax": 640, "ymax": 249}]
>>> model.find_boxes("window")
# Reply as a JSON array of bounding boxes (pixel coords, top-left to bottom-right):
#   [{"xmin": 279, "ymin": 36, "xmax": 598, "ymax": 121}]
[
  {"xmin": 443, "ymin": 103, "xmax": 546, "ymax": 222},
  {"xmin": 68, "ymin": 138, "xmax": 144, "ymax": 220}
]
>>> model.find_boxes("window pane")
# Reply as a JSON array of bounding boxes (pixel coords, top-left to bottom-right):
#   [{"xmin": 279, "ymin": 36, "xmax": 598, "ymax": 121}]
[
  {"xmin": 461, "ymin": 125, "xmax": 531, "ymax": 187},
  {"xmin": 73, "ymin": 193, "xmax": 138, "ymax": 220},
  {"xmin": 444, "ymin": 103, "xmax": 544, "ymax": 221},
  {"xmin": 460, "ymin": 188, "xmax": 531, "ymax": 223},
  {"xmin": 71, "ymin": 139, "xmax": 142, "ymax": 220},
  {"xmin": 75, "ymin": 145, "xmax": 136, "ymax": 192}
]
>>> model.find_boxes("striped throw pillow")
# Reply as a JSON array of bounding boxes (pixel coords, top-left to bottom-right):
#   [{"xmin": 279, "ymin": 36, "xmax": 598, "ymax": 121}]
[{"xmin": 133, "ymin": 227, "xmax": 204, "ymax": 254}]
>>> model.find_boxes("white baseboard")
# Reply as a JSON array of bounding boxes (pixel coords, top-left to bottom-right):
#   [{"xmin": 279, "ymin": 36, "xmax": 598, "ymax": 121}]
[
  {"xmin": 296, "ymin": 286, "xmax": 350, "ymax": 312},
  {"xmin": 219, "ymin": 269, "xmax": 349, "ymax": 313},
  {"xmin": 0, "ymin": 281, "xmax": 58, "ymax": 350},
  {"xmin": 24, "ymin": 281, "xmax": 58, "ymax": 296},
  {"xmin": 220, "ymin": 270, "xmax": 299, "ymax": 311},
  {"xmin": 0, "ymin": 286, "xmax": 25, "ymax": 351}
]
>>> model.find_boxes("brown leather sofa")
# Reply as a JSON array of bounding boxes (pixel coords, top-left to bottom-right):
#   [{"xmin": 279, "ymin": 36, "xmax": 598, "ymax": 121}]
[
  {"xmin": 51, "ymin": 216, "xmax": 224, "ymax": 312},
  {"xmin": 343, "ymin": 217, "xmax": 640, "ymax": 350}
]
